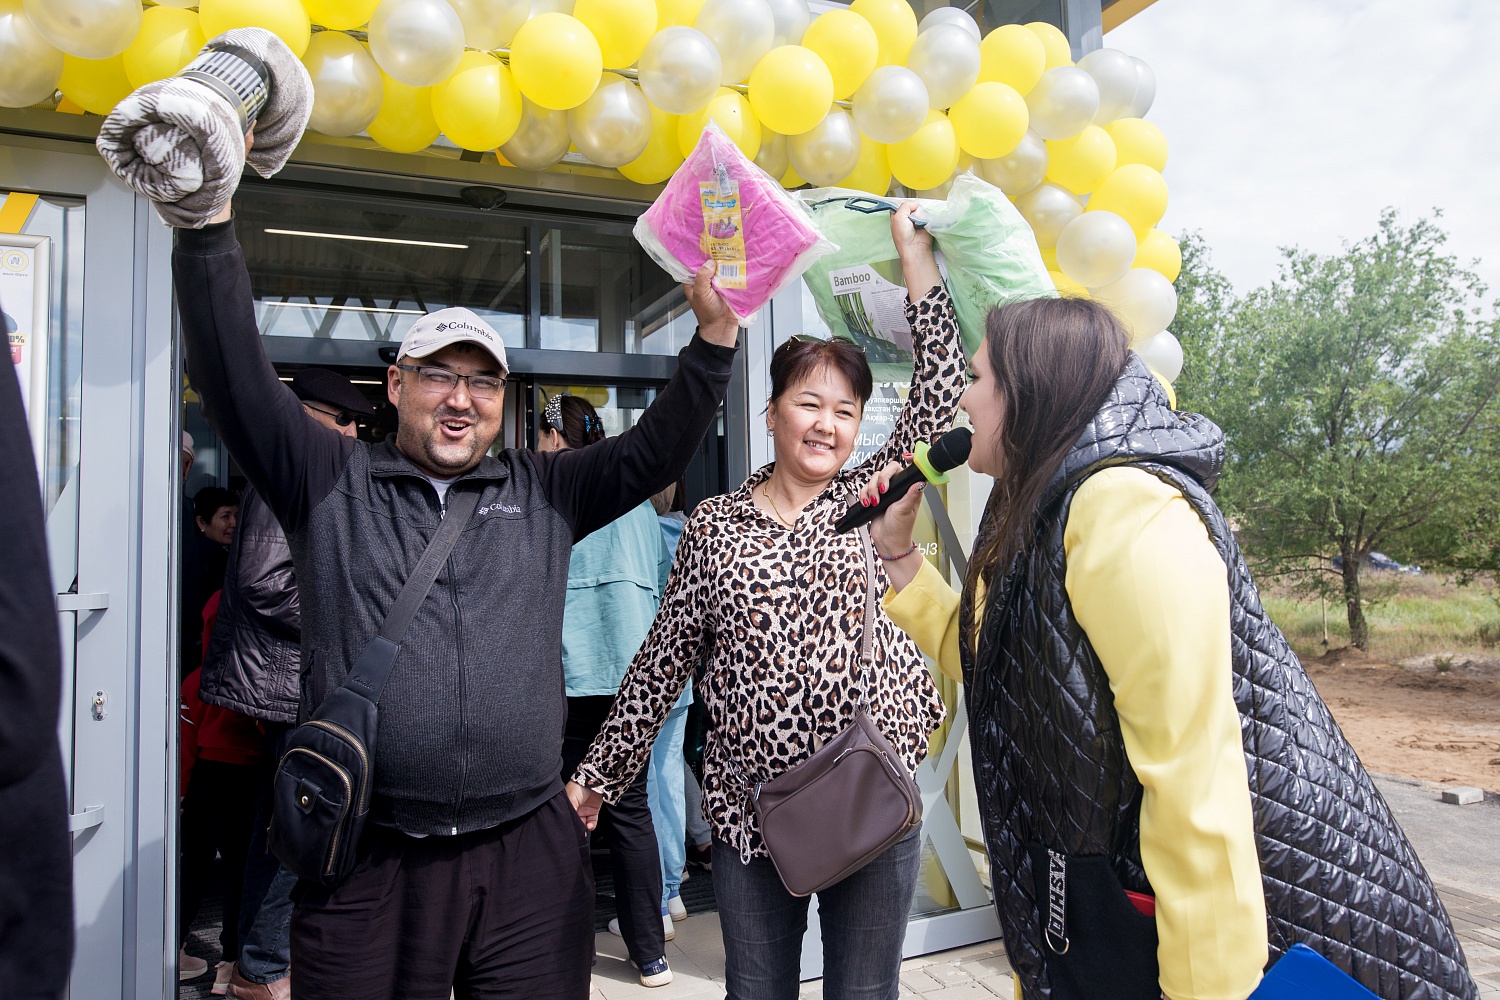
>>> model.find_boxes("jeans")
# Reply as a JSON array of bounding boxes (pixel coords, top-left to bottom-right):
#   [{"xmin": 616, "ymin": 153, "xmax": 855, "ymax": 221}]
[
  {"xmin": 683, "ymin": 759, "xmax": 711, "ymax": 849},
  {"xmin": 646, "ymin": 702, "xmax": 689, "ymax": 902},
  {"xmin": 237, "ymin": 724, "xmax": 294, "ymax": 984},
  {"xmin": 713, "ymin": 827, "xmax": 922, "ymax": 1000}
]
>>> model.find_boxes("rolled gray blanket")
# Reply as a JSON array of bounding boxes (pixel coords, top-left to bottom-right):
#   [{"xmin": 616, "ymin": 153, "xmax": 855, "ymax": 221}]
[{"xmin": 96, "ymin": 28, "xmax": 313, "ymax": 229}]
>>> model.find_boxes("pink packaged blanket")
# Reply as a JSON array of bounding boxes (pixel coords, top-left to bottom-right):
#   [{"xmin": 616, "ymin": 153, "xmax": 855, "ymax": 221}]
[{"xmin": 634, "ymin": 123, "xmax": 835, "ymax": 324}]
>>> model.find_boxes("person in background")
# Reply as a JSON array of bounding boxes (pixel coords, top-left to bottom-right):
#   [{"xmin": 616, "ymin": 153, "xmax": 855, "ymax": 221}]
[
  {"xmin": 861, "ymin": 295, "xmax": 1476, "ymax": 1000},
  {"xmin": 199, "ymin": 368, "xmax": 373, "ymax": 1000},
  {"xmin": 0, "ymin": 354, "xmax": 73, "ymax": 999},
  {"xmin": 182, "ymin": 485, "xmax": 239, "ymax": 673},
  {"xmin": 543, "ymin": 394, "xmax": 675, "ymax": 988}
]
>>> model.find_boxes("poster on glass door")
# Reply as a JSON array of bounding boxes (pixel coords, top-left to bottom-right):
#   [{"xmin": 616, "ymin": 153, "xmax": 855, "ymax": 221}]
[{"xmin": 1, "ymin": 234, "xmax": 51, "ymax": 466}]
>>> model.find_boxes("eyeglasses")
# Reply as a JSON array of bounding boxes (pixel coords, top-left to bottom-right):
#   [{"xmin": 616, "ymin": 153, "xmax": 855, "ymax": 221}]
[
  {"xmin": 396, "ymin": 364, "xmax": 505, "ymax": 400},
  {"xmin": 303, "ymin": 403, "xmax": 358, "ymax": 427}
]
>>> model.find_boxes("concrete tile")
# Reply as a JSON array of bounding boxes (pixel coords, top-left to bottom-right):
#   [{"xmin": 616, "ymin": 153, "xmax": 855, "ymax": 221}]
[
  {"xmin": 977, "ymin": 974, "xmax": 1015, "ymax": 998},
  {"xmin": 957, "ymin": 956, "xmax": 1014, "ymax": 979},
  {"xmin": 917, "ymin": 984, "xmax": 991, "ymax": 1000},
  {"xmin": 900, "ymin": 971, "xmax": 946, "ymax": 993},
  {"xmin": 924, "ymin": 965, "xmax": 975, "ymax": 988}
]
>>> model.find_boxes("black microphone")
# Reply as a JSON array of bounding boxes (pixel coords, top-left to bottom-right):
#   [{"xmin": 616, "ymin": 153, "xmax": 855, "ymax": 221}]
[{"xmin": 834, "ymin": 427, "xmax": 972, "ymax": 534}]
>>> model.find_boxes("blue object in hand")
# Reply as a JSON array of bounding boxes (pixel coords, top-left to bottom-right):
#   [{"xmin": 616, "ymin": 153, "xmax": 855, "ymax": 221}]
[{"xmin": 1250, "ymin": 944, "xmax": 1379, "ymax": 1000}]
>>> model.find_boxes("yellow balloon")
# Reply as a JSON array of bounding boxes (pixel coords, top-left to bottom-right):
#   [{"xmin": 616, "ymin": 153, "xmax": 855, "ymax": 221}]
[
  {"xmin": 1044, "ymin": 125, "xmax": 1115, "ymax": 194},
  {"xmin": 1104, "ymin": 117, "xmax": 1168, "ymax": 172},
  {"xmin": 1024, "ymin": 21, "xmax": 1070, "ymax": 69},
  {"xmin": 748, "ymin": 46, "xmax": 833, "ymax": 137},
  {"xmin": 302, "ymin": 0, "xmax": 381, "ymax": 30},
  {"xmin": 781, "ymin": 164, "xmax": 805, "ymax": 188},
  {"xmin": 655, "ymin": 0, "xmax": 704, "ymax": 27},
  {"xmin": 199, "ymin": 0, "xmax": 310, "ymax": 57},
  {"xmin": 948, "ymin": 81, "xmax": 1027, "ymax": 159},
  {"xmin": 1049, "ymin": 270, "xmax": 1089, "ymax": 298},
  {"xmin": 1088, "ymin": 163, "xmax": 1168, "ymax": 236},
  {"xmin": 366, "ymin": 73, "xmax": 439, "ymax": 152},
  {"xmin": 978, "ymin": 24, "xmax": 1044, "ymax": 96},
  {"xmin": 59, "ymin": 54, "xmax": 131, "ymax": 115},
  {"xmin": 619, "ymin": 105, "xmax": 684, "ymax": 184},
  {"xmin": 123, "ymin": 6, "xmax": 205, "ymax": 89},
  {"xmin": 887, "ymin": 110, "xmax": 958, "ymax": 192},
  {"xmin": 574, "ymin": 0, "xmax": 658, "ymax": 69},
  {"xmin": 678, "ymin": 88, "xmax": 760, "ymax": 159},
  {"xmin": 848, "ymin": 0, "xmax": 916, "ymax": 67},
  {"xmin": 1153, "ymin": 372, "xmax": 1177, "ymax": 409},
  {"xmin": 801, "ymin": 9, "xmax": 877, "ymax": 101},
  {"xmin": 841, "ymin": 135, "xmax": 890, "ymax": 195},
  {"xmin": 432, "ymin": 51, "xmax": 523, "ymax": 151},
  {"xmin": 510, "ymin": 13, "xmax": 603, "ymax": 111},
  {"xmin": 1039, "ymin": 247, "xmax": 1057, "ymax": 271},
  {"xmin": 1135, "ymin": 228, "xmax": 1181, "ymax": 283}
]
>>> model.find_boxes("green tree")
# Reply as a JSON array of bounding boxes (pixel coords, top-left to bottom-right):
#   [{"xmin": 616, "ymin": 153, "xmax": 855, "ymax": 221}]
[{"xmin": 1203, "ymin": 211, "xmax": 1500, "ymax": 649}]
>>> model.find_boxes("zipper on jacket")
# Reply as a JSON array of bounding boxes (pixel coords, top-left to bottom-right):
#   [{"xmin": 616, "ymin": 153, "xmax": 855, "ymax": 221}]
[{"xmin": 449, "ymin": 547, "xmax": 466, "ymax": 837}]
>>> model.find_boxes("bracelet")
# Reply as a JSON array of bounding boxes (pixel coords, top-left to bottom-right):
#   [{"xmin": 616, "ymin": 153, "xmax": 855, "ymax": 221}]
[{"xmin": 877, "ymin": 541, "xmax": 919, "ymax": 562}]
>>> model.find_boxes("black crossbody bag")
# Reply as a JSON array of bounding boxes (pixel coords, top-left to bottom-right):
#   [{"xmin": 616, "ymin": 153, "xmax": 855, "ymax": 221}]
[{"xmin": 268, "ymin": 488, "xmax": 479, "ymax": 887}]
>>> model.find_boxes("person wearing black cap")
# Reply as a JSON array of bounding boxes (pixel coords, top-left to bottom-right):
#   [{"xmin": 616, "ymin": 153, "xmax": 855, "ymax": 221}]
[{"xmin": 197, "ymin": 369, "xmax": 373, "ymax": 1000}]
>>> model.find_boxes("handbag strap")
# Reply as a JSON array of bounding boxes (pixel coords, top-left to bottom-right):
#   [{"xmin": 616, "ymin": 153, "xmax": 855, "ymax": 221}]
[
  {"xmin": 856, "ymin": 525, "xmax": 877, "ymax": 672},
  {"xmin": 342, "ymin": 487, "xmax": 480, "ymax": 703}
]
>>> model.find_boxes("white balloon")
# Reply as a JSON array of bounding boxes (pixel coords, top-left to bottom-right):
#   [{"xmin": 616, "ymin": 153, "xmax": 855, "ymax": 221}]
[
  {"xmin": 918, "ymin": 6, "xmax": 979, "ymax": 40},
  {"xmin": 1077, "ymin": 48, "xmax": 1137, "ymax": 125},
  {"xmin": 1135, "ymin": 330, "xmax": 1182, "ymax": 382},
  {"xmin": 154, "ymin": 0, "xmax": 198, "ymax": 6},
  {"xmin": 449, "ymin": 0, "xmax": 532, "ymax": 49},
  {"xmin": 1127, "ymin": 56, "xmax": 1156, "ymax": 118},
  {"xmin": 1014, "ymin": 183, "xmax": 1081, "ymax": 250},
  {"xmin": 368, "ymin": 0, "xmax": 465, "ymax": 88},
  {"xmin": 0, "ymin": 1, "xmax": 61, "ymax": 108},
  {"xmin": 754, "ymin": 130, "xmax": 789, "ymax": 179},
  {"xmin": 568, "ymin": 75, "xmax": 652, "ymax": 167},
  {"xmin": 695, "ymin": 0, "xmax": 775, "ymax": 85},
  {"xmin": 851, "ymin": 66, "xmax": 928, "ymax": 144},
  {"xmin": 975, "ymin": 129, "xmax": 1047, "ymax": 196},
  {"xmin": 501, "ymin": 99, "xmax": 572, "ymax": 169},
  {"xmin": 1054, "ymin": 210, "xmax": 1135, "ymax": 287},
  {"xmin": 304, "ymin": 31, "xmax": 384, "ymax": 137},
  {"xmin": 787, "ymin": 109, "xmax": 861, "ymax": 186},
  {"xmin": 764, "ymin": 0, "xmax": 810, "ymax": 47},
  {"xmin": 1093, "ymin": 267, "xmax": 1178, "ymax": 343},
  {"xmin": 904, "ymin": 23, "xmax": 980, "ymax": 110},
  {"xmin": 637, "ymin": 26, "xmax": 722, "ymax": 115},
  {"xmin": 531, "ymin": 0, "xmax": 575, "ymax": 13},
  {"xmin": 1024, "ymin": 66, "xmax": 1099, "ymax": 140},
  {"xmin": 23, "ymin": 0, "xmax": 138, "ymax": 60}
]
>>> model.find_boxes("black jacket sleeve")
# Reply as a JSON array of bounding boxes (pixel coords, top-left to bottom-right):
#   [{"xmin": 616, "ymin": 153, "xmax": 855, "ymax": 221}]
[
  {"xmin": 234, "ymin": 487, "xmax": 299, "ymax": 638},
  {"xmin": 173, "ymin": 221, "xmax": 353, "ymax": 534},
  {"xmin": 535, "ymin": 334, "xmax": 737, "ymax": 540}
]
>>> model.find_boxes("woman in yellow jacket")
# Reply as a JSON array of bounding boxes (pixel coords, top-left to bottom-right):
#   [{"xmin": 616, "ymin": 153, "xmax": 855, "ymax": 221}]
[{"xmin": 857, "ymin": 296, "xmax": 1474, "ymax": 1000}]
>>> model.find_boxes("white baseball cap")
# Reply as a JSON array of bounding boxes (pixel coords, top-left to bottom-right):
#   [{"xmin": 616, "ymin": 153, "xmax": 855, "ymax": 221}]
[{"xmin": 397, "ymin": 307, "xmax": 508, "ymax": 376}]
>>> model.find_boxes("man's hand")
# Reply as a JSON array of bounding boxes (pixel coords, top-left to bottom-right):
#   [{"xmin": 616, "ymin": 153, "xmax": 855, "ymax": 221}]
[
  {"xmin": 686, "ymin": 261, "xmax": 741, "ymax": 348},
  {"xmin": 565, "ymin": 780, "xmax": 604, "ymax": 831}
]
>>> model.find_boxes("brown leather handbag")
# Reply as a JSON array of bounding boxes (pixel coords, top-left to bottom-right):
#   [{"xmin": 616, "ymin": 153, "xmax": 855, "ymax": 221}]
[{"xmin": 751, "ymin": 526, "xmax": 923, "ymax": 897}]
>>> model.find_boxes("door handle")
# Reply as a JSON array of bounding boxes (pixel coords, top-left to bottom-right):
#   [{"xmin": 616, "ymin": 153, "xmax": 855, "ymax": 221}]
[
  {"xmin": 68, "ymin": 804, "xmax": 104, "ymax": 833},
  {"xmin": 56, "ymin": 592, "xmax": 109, "ymax": 613}
]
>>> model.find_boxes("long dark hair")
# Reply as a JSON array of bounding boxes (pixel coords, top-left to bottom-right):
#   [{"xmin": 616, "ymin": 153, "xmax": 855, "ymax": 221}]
[
  {"xmin": 545, "ymin": 393, "xmax": 606, "ymax": 449},
  {"xmin": 967, "ymin": 296, "xmax": 1131, "ymax": 595}
]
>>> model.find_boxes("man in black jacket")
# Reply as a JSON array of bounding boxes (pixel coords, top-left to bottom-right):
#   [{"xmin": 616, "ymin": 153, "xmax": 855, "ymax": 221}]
[{"xmin": 173, "ymin": 187, "xmax": 739, "ymax": 999}]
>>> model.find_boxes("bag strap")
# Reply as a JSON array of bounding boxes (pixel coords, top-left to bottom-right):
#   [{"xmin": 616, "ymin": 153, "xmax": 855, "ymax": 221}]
[
  {"xmin": 856, "ymin": 524, "xmax": 878, "ymax": 675},
  {"xmin": 922, "ymin": 486, "xmax": 969, "ymax": 578},
  {"xmin": 342, "ymin": 488, "xmax": 480, "ymax": 703}
]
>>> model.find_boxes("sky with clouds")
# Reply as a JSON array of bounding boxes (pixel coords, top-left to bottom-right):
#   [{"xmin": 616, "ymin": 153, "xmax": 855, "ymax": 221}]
[{"xmin": 1108, "ymin": 0, "xmax": 1500, "ymax": 301}]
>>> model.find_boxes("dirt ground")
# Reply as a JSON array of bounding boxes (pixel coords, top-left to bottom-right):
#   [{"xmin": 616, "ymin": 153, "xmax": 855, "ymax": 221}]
[{"xmin": 1306, "ymin": 648, "xmax": 1500, "ymax": 793}]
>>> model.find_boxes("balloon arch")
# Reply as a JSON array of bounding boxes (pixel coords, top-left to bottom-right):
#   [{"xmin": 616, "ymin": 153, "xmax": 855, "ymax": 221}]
[{"xmin": 0, "ymin": 0, "xmax": 1185, "ymax": 379}]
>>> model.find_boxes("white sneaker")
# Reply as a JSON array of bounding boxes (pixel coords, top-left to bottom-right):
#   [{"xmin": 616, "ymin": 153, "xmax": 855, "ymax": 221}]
[
  {"xmin": 667, "ymin": 893, "xmax": 687, "ymax": 921},
  {"xmin": 607, "ymin": 915, "xmax": 675, "ymax": 941},
  {"xmin": 633, "ymin": 957, "xmax": 673, "ymax": 988},
  {"xmin": 178, "ymin": 949, "xmax": 208, "ymax": 981},
  {"xmin": 212, "ymin": 961, "xmax": 235, "ymax": 995}
]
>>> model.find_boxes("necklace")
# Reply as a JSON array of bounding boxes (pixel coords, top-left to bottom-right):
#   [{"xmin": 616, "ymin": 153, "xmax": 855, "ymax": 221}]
[{"xmin": 762, "ymin": 483, "xmax": 797, "ymax": 528}]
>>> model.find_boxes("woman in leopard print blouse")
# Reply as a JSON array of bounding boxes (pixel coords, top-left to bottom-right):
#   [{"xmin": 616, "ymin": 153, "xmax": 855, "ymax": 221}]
[{"xmin": 570, "ymin": 204, "xmax": 965, "ymax": 998}]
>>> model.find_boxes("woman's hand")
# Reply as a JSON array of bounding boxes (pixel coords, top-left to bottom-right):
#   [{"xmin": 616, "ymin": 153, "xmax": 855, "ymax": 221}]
[
  {"xmin": 565, "ymin": 780, "xmax": 604, "ymax": 831},
  {"xmin": 892, "ymin": 203, "xmax": 942, "ymax": 302},
  {"xmin": 859, "ymin": 456, "xmax": 927, "ymax": 593},
  {"xmin": 686, "ymin": 261, "xmax": 741, "ymax": 348}
]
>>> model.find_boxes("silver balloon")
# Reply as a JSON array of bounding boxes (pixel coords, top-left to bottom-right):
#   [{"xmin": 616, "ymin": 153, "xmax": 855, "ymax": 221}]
[
  {"xmin": 368, "ymin": 0, "xmax": 466, "ymax": 88},
  {"xmin": 851, "ymin": 66, "xmax": 928, "ymax": 145},
  {"xmin": 904, "ymin": 23, "xmax": 980, "ymax": 110},
  {"xmin": 1024, "ymin": 66, "xmax": 1099, "ymax": 140},
  {"xmin": 918, "ymin": 6, "xmax": 979, "ymax": 40},
  {"xmin": 501, "ymin": 98, "xmax": 572, "ymax": 169},
  {"xmin": 23, "ymin": 0, "xmax": 138, "ymax": 60},
  {"xmin": 1077, "ymin": 47, "xmax": 1137, "ymax": 125},
  {"xmin": 754, "ymin": 130, "xmax": 789, "ymax": 179},
  {"xmin": 1054, "ymin": 210, "xmax": 1135, "ymax": 288},
  {"xmin": 0, "ymin": 1, "xmax": 61, "ymax": 108},
  {"xmin": 449, "ymin": 0, "xmax": 531, "ymax": 49},
  {"xmin": 530, "ymin": 0, "xmax": 575, "ymax": 13},
  {"xmin": 1126, "ymin": 56, "xmax": 1156, "ymax": 119},
  {"xmin": 568, "ymin": 74, "xmax": 652, "ymax": 168},
  {"xmin": 1135, "ymin": 330, "xmax": 1182, "ymax": 382},
  {"xmin": 975, "ymin": 129, "xmax": 1047, "ymax": 196},
  {"xmin": 764, "ymin": 0, "xmax": 810, "ymax": 47},
  {"xmin": 1093, "ymin": 267, "xmax": 1178, "ymax": 342},
  {"xmin": 787, "ymin": 109, "xmax": 860, "ymax": 187},
  {"xmin": 637, "ymin": 26, "xmax": 722, "ymax": 115},
  {"xmin": 1013, "ymin": 182, "xmax": 1081, "ymax": 250},
  {"xmin": 304, "ymin": 31, "xmax": 384, "ymax": 137},
  {"xmin": 695, "ymin": 0, "xmax": 775, "ymax": 84}
]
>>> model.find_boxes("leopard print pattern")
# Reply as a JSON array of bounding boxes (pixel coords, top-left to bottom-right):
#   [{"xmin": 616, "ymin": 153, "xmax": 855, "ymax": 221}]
[{"xmin": 574, "ymin": 285, "xmax": 966, "ymax": 862}]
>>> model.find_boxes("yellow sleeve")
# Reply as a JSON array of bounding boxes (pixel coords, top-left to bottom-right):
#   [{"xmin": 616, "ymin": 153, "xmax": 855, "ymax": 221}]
[
  {"xmin": 1064, "ymin": 467, "xmax": 1267, "ymax": 1000},
  {"xmin": 880, "ymin": 556, "xmax": 964, "ymax": 681}
]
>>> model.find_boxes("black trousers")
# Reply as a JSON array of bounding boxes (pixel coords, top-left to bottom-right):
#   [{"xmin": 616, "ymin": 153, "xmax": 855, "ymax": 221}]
[
  {"xmin": 290, "ymin": 791, "xmax": 595, "ymax": 1000},
  {"xmin": 562, "ymin": 694, "xmax": 665, "ymax": 965},
  {"xmin": 179, "ymin": 759, "xmax": 261, "ymax": 957}
]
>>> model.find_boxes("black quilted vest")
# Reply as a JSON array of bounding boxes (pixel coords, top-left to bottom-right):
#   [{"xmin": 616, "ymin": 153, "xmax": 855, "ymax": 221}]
[{"xmin": 960, "ymin": 359, "xmax": 1476, "ymax": 1000}]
